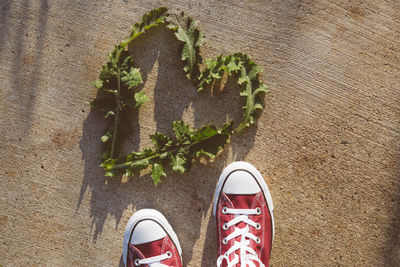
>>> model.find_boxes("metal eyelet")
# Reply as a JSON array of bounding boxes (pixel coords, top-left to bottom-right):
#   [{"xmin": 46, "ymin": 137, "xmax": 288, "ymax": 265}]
[
  {"xmin": 166, "ymin": 251, "xmax": 172, "ymax": 258},
  {"xmin": 256, "ymin": 207, "xmax": 261, "ymax": 215},
  {"xmin": 255, "ymin": 223, "xmax": 261, "ymax": 230},
  {"xmin": 256, "ymin": 237, "xmax": 261, "ymax": 244},
  {"xmin": 134, "ymin": 259, "xmax": 140, "ymax": 266},
  {"xmin": 222, "ymin": 237, "xmax": 228, "ymax": 244},
  {"xmin": 222, "ymin": 207, "xmax": 228, "ymax": 214},
  {"xmin": 223, "ymin": 223, "xmax": 229, "ymax": 230}
]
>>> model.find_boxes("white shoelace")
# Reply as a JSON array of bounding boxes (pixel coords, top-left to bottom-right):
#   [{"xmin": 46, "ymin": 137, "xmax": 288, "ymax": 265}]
[
  {"xmin": 216, "ymin": 208, "xmax": 265, "ymax": 267},
  {"xmin": 134, "ymin": 251, "xmax": 172, "ymax": 267}
]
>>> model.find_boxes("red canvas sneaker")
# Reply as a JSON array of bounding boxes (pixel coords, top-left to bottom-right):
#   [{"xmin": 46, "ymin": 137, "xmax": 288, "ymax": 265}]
[
  {"xmin": 213, "ymin": 162, "xmax": 275, "ymax": 267},
  {"xmin": 123, "ymin": 209, "xmax": 183, "ymax": 267}
]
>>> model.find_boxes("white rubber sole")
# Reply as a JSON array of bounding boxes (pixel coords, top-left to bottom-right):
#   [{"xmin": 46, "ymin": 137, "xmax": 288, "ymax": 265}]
[
  {"xmin": 122, "ymin": 209, "xmax": 183, "ymax": 266},
  {"xmin": 212, "ymin": 161, "xmax": 275, "ymax": 242}
]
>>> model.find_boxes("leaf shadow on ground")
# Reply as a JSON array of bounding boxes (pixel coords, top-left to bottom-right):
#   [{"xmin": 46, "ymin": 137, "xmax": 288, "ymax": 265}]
[
  {"xmin": 4, "ymin": 0, "xmax": 49, "ymax": 139},
  {"xmin": 78, "ymin": 25, "xmax": 259, "ymax": 266},
  {"xmin": 382, "ymin": 149, "xmax": 400, "ymax": 265}
]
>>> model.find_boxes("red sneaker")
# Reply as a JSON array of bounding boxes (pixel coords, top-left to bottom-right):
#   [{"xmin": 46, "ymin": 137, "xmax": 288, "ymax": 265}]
[
  {"xmin": 123, "ymin": 209, "xmax": 183, "ymax": 267},
  {"xmin": 213, "ymin": 162, "xmax": 275, "ymax": 267}
]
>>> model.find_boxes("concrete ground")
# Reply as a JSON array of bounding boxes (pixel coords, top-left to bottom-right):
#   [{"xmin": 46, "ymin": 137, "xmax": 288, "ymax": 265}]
[{"xmin": 1, "ymin": 0, "xmax": 399, "ymax": 266}]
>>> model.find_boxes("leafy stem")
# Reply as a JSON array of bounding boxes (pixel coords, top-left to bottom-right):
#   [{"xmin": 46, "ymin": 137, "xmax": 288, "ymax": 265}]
[
  {"xmin": 101, "ymin": 121, "xmax": 233, "ymax": 184},
  {"xmin": 111, "ymin": 137, "xmax": 205, "ymax": 170},
  {"xmin": 91, "ymin": 7, "xmax": 168, "ymax": 160},
  {"xmin": 90, "ymin": 7, "xmax": 268, "ymax": 184},
  {"xmin": 110, "ymin": 67, "xmax": 121, "ymax": 158}
]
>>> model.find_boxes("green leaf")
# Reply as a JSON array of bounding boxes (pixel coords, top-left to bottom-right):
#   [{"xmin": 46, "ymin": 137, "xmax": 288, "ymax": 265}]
[
  {"xmin": 104, "ymin": 89, "xmax": 118, "ymax": 95},
  {"xmin": 127, "ymin": 7, "xmax": 168, "ymax": 45},
  {"xmin": 105, "ymin": 171, "xmax": 115, "ymax": 177},
  {"xmin": 235, "ymin": 53, "xmax": 268, "ymax": 133},
  {"xmin": 192, "ymin": 124, "xmax": 219, "ymax": 141},
  {"xmin": 195, "ymin": 149, "xmax": 216, "ymax": 158},
  {"xmin": 192, "ymin": 122, "xmax": 233, "ymax": 158},
  {"xmin": 167, "ymin": 12, "xmax": 205, "ymax": 79},
  {"xmin": 130, "ymin": 158, "xmax": 149, "ymax": 171},
  {"xmin": 224, "ymin": 54, "xmax": 242, "ymax": 74},
  {"xmin": 172, "ymin": 121, "xmax": 192, "ymax": 143},
  {"xmin": 92, "ymin": 80, "xmax": 103, "ymax": 89},
  {"xmin": 105, "ymin": 110, "xmax": 115, "ymax": 118},
  {"xmin": 171, "ymin": 148, "xmax": 189, "ymax": 173},
  {"xmin": 152, "ymin": 163, "xmax": 166, "ymax": 185},
  {"xmin": 101, "ymin": 134, "xmax": 110, "ymax": 143},
  {"xmin": 101, "ymin": 158, "xmax": 117, "ymax": 170},
  {"xmin": 128, "ymin": 149, "xmax": 155, "ymax": 161},
  {"xmin": 150, "ymin": 133, "xmax": 173, "ymax": 150},
  {"xmin": 254, "ymin": 103, "xmax": 263, "ymax": 111},
  {"xmin": 121, "ymin": 67, "xmax": 142, "ymax": 89},
  {"xmin": 134, "ymin": 92, "xmax": 149, "ymax": 108},
  {"xmin": 196, "ymin": 54, "xmax": 243, "ymax": 91},
  {"xmin": 124, "ymin": 168, "xmax": 134, "ymax": 177}
]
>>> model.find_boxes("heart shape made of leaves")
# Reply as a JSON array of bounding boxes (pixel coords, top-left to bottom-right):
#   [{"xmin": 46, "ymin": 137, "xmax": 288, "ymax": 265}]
[{"xmin": 90, "ymin": 7, "xmax": 267, "ymax": 184}]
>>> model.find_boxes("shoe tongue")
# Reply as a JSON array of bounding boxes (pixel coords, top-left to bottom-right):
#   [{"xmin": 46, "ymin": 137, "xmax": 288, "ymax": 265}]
[
  {"xmin": 226, "ymin": 194, "xmax": 256, "ymax": 209},
  {"xmin": 134, "ymin": 237, "xmax": 165, "ymax": 258}
]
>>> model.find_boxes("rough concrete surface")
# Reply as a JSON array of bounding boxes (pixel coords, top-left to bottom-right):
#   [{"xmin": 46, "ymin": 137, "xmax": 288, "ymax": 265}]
[{"xmin": 1, "ymin": 0, "xmax": 399, "ymax": 266}]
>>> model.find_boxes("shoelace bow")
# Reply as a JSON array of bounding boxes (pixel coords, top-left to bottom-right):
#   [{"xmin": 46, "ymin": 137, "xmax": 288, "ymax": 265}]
[
  {"xmin": 217, "ymin": 208, "xmax": 265, "ymax": 267},
  {"xmin": 134, "ymin": 251, "xmax": 172, "ymax": 267}
]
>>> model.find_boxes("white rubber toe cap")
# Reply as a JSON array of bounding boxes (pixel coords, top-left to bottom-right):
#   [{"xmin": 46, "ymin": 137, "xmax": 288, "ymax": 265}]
[
  {"xmin": 130, "ymin": 220, "xmax": 167, "ymax": 245},
  {"xmin": 123, "ymin": 209, "xmax": 183, "ymax": 266},
  {"xmin": 222, "ymin": 170, "xmax": 261, "ymax": 194}
]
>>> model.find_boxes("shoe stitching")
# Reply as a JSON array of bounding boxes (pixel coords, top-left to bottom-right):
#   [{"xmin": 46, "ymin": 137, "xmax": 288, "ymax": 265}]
[
  {"xmin": 165, "ymin": 236, "xmax": 180, "ymax": 266},
  {"xmin": 221, "ymin": 192, "xmax": 234, "ymax": 208},
  {"xmin": 254, "ymin": 192, "xmax": 270, "ymax": 261},
  {"xmin": 162, "ymin": 236, "xmax": 175, "ymax": 265},
  {"xmin": 170, "ymin": 239, "xmax": 179, "ymax": 266},
  {"xmin": 249, "ymin": 192, "xmax": 261, "ymax": 254},
  {"xmin": 257, "ymin": 192, "xmax": 266, "ymax": 253},
  {"xmin": 256, "ymin": 194, "xmax": 268, "ymax": 265},
  {"xmin": 250, "ymin": 192, "xmax": 266, "ymax": 260},
  {"xmin": 218, "ymin": 193, "xmax": 234, "ymax": 256},
  {"xmin": 161, "ymin": 236, "xmax": 168, "ymax": 255},
  {"xmin": 217, "ymin": 198, "xmax": 223, "ymax": 255}
]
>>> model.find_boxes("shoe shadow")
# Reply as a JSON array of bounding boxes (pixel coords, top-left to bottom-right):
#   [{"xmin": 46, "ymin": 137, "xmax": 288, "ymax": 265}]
[
  {"xmin": 78, "ymin": 24, "xmax": 258, "ymax": 265},
  {"xmin": 199, "ymin": 128, "xmax": 258, "ymax": 266},
  {"xmin": 118, "ymin": 255, "xmax": 124, "ymax": 267}
]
